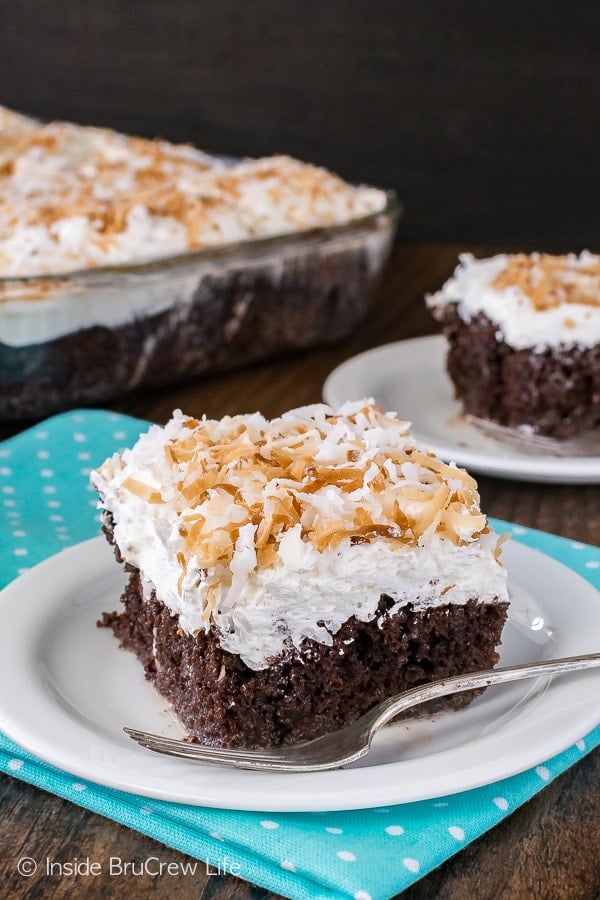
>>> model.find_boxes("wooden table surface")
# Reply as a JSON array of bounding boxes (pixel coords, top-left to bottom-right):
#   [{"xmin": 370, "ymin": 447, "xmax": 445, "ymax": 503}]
[{"xmin": 1, "ymin": 242, "xmax": 599, "ymax": 899}]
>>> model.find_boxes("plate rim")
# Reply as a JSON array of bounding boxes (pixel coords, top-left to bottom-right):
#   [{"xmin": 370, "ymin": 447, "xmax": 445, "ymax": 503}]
[
  {"xmin": 322, "ymin": 335, "xmax": 600, "ymax": 484},
  {"xmin": 0, "ymin": 537, "xmax": 599, "ymax": 811}
]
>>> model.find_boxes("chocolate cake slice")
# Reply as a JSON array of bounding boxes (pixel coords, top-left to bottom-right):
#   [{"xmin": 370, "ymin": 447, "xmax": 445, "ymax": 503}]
[
  {"xmin": 92, "ymin": 401, "xmax": 509, "ymax": 748},
  {"xmin": 427, "ymin": 252, "xmax": 600, "ymax": 439}
]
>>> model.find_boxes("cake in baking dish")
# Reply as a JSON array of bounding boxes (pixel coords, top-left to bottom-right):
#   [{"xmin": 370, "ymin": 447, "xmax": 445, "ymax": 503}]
[
  {"xmin": 427, "ymin": 252, "xmax": 600, "ymax": 439},
  {"xmin": 92, "ymin": 401, "xmax": 509, "ymax": 748},
  {"xmin": 0, "ymin": 107, "xmax": 395, "ymax": 422}
]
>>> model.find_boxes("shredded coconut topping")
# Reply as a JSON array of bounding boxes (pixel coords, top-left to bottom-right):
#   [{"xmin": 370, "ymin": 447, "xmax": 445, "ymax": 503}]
[
  {"xmin": 0, "ymin": 106, "xmax": 386, "ymax": 280},
  {"xmin": 98, "ymin": 401, "xmax": 487, "ymax": 570},
  {"xmin": 492, "ymin": 253, "xmax": 600, "ymax": 310}
]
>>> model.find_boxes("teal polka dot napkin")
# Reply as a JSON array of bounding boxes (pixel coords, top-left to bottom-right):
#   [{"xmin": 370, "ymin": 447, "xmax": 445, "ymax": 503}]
[{"xmin": 0, "ymin": 410, "xmax": 599, "ymax": 900}]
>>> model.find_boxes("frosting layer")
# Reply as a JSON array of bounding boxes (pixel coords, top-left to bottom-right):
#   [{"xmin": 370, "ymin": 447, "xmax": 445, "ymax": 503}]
[{"xmin": 427, "ymin": 252, "xmax": 600, "ymax": 349}]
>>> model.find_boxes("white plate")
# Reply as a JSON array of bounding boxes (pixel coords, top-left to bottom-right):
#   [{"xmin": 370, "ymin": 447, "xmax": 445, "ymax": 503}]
[
  {"xmin": 0, "ymin": 538, "xmax": 599, "ymax": 811},
  {"xmin": 322, "ymin": 335, "xmax": 600, "ymax": 484}
]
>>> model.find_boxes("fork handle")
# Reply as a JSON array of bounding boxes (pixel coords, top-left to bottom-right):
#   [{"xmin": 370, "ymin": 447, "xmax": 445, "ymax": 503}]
[{"xmin": 369, "ymin": 652, "xmax": 600, "ymax": 736}]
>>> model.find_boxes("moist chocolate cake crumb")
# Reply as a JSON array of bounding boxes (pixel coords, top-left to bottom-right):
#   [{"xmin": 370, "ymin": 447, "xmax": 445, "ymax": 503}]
[
  {"xmin": 99, "ymin": 566, "xmax": 508, "ymax": 748},
  {"xmin": 438, "ymin": 307, "xmax": 600, "ymax": 438}
]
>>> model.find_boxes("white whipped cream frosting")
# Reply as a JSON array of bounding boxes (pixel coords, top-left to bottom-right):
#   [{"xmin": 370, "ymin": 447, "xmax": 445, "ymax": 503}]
[
  {"xmin": 91, "ymin": 401, "xmax": 508, "ymax": 670},
  {"xmin": 427, "ymin": 252, "xmax": 600, "ymax": 349}
]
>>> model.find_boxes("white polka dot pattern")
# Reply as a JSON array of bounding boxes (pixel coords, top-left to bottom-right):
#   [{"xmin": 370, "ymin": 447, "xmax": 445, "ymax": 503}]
[{"xmin": 403, "ymin": 858, "xmax": 420, "ymax": 873}]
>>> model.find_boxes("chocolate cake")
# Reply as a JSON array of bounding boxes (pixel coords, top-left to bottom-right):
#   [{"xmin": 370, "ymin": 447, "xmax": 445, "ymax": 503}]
[
  {"xmin": 427, "ymin": 252, "xmax": 600, "ymax": 439},
  {"xmin": 92, "ymin": 401, "xmax": 509, "ymax": 748}
]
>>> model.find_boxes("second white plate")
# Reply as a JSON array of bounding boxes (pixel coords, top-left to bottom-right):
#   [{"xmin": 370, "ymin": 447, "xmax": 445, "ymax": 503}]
[
  {"xmin": 322, "ymin": 335, "xmax": 600, "ymax": 484},
  {"xmin": 0, "ymin": 537, "xmax": 599, "ymax": 811}
]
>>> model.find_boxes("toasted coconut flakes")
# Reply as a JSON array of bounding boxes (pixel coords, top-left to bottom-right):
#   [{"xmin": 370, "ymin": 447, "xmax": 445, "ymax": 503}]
[
  {"xmin": 441, "ymin": 508, "xmax": 487, "ymax": 539},
  {"xmin": 412, "ymin": 484, "xmax": 451, "ymax": 534},
  {"xmin": 122, "ymin": 477, "xmax": 162, "ymax": 502},
  {"xmin": 255, "ymin": 515, "xmax": 273, "ymax": 548},
  {"xmin": 201, "ymin": 583, "xmax": 219, "ymax": 621},
  {"xmin": 492, "ymin": 253, "xmax": 600, "ymax": 310},
  {"xmin": 493, "ymin": 531, "xmax": 511, "ymax": 561},
  {"xmin": 311, "ymin": 520, "xmax": 351, "ymax": 552},
  {"xmin": 107, "ymin": 403, "xmax": 493, "ymax": 611},
  {"xmin": 354, "ymin": 507, "xmax": 373, "ymax": 529},
  {"xmin": 257, "ymin": 542, "xmax": 279, "ymax": 568},
  {"xmin": 392, "ymin": 501, "xmax": 412, "ymax": 534},
  {"xmin": 176, "ymin": 552, "xmax": 187, "ymax": 596}
]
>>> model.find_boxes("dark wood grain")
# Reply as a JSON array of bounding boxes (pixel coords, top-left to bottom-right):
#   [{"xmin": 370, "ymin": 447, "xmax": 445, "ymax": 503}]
[
  {"xmin": 1, "ymin": 3, "xmax": 600, "ymax": 243},
  {"xmin": 0, "ymin": 242, "xmax": 598, "ymax": 899}
]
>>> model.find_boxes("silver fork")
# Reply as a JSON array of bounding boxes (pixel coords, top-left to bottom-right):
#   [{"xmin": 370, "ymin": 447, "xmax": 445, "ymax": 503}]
[
  {"xmin": 124, "ymin": 652, "xmax": 600, "ymax": 772},
  {"xmin": 466, "ymin": 415, "xmax": 600, "ymax": 458}
]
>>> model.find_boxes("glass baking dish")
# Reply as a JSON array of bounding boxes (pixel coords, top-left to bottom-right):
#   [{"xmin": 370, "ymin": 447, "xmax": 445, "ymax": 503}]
[{"xmin": 0, "ymin": 192, "xmax": 399, "ymax": 421}]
